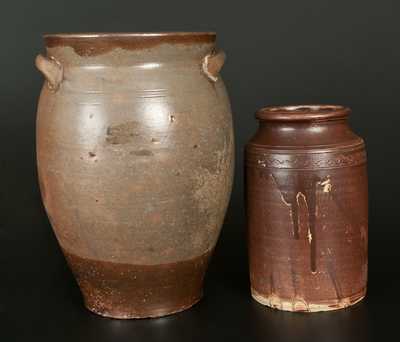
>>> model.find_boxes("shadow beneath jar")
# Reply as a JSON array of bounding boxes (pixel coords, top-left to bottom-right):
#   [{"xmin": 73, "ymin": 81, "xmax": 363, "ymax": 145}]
[{"xmin": 249, "ymin": 299, "xmax": 372, "ymax": 342}]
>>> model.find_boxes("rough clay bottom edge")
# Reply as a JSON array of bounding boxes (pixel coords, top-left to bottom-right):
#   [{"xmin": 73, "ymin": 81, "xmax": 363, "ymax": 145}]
[
  {"xmin": 83, "ymin": 294, "xmax": 203, "ymax": 320},
  {"xmin": 251, "ymin": 288, "xmax": 366, "ymax": 313}
]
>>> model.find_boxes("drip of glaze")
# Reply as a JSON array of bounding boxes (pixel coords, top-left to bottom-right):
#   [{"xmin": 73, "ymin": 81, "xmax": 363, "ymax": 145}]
[{"xmin": 271, "ymin": 172, "xmax": 318, "ymax": 273}]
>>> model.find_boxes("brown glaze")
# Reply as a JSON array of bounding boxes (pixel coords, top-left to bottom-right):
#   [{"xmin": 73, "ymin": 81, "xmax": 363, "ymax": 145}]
[
  {"xmin": 44, "ymin": 32, "xmax": 216, "ymax": 57},
  {"xmin": 63, "ymin": 249, "xmax": 212, "ymax": 319},
  {"xmin": 36, "ymin": 32, "xmax": 234, "ymax": 318},
  {"xmin": 246, "ymin": 105, "xmax": 368, "ymax": 312}
]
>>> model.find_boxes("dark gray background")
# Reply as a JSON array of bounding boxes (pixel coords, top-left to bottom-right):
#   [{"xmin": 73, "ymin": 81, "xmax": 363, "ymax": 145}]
[{"xmin": 1, "ymin": 1, "xmax": 399, "ymax": 341}]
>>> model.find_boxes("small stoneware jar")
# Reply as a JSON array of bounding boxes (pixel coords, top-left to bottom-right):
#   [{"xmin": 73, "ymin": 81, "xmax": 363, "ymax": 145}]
[{"xmin": 245, "ymin": 105, "xmax": 368, "ymax": 312}]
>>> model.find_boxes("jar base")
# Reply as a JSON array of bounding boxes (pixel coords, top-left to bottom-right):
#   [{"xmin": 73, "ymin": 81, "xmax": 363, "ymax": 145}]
[
  {"xmin": 84, "ymin": 293, "xmax": 203, "ymax": 319},
  {"xmin": 251, "ymin": 288, "xmax": 366, "ymax": 312},
  {"xmin": 62, "ymin": 249, "xmax": 212, "ymax": 319}
]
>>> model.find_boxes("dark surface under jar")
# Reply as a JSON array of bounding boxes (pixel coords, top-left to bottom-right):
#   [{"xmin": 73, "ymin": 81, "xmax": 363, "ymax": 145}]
[{"xmin": 245, "ymin": 105, "xmax": 368, "ymax": 312}]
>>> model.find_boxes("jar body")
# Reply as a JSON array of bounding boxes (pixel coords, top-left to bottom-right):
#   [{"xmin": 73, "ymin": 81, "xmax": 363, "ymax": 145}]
[
  {"xmin": 36, "ymin": 33, "xmax": 234, "ymax": 318},
  {"xmin": 245, "ymin": 107, "xmax": 367, "ymax": 312}
]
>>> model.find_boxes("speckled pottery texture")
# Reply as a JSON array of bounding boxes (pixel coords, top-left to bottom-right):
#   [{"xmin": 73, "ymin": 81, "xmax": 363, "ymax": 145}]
[
  {"xmin": 245, "ymin": 105, "xmax": 368, "ymax": 312},
  {"xmin": 35, "ymin": 32, "xmax": 234, "ymax": 319}
]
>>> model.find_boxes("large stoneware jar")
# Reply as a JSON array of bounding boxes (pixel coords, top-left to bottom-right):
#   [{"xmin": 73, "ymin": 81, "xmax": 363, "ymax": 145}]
[
  {"xmin": 35, "ymin": 32, "xmax": 234, "ymax": 319},
  {"xmin": 246, "ymin": 105, "xmax": 368, "ymax": 312}
]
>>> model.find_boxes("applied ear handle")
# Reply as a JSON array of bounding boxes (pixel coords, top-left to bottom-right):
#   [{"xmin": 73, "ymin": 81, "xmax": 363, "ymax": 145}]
[
  {"xmin": 35, "ymin": 54, "xmax": 64, "ymax": 91},
  {"xmin": 202, "ymin": 49, "xmax": 226, "ymax": 82}
]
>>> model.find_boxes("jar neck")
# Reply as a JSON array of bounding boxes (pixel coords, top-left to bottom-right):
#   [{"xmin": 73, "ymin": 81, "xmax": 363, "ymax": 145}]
[{"xmin": 252, "ymin": 118, "xmax": 362, "ymax": 149}]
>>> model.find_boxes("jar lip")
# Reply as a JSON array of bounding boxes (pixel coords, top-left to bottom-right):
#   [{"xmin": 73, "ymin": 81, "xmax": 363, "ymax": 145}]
[
  {"xmin": 43, "ymin": 31, "xmax": 216, "ymax": 39},
  {"xmin": 43, "ymin": 32, "xmax": 216, "ymax": 48},
  {"xmin": 43, "ymin": 32, "xmax": 216, "ymax": 57},
  {"xmin": 256, "ymin": 105, "xmax": 351, "ymax": 122}
]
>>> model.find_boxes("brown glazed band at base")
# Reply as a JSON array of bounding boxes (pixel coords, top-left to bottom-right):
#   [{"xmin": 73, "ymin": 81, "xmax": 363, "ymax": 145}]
[
  {"xmin": 63, "ymin": 249, "xmax": 212, "ymax": 319},
  {"xmin": 251, "ymin": 288, "xmax": 366, "ymax": 313}
]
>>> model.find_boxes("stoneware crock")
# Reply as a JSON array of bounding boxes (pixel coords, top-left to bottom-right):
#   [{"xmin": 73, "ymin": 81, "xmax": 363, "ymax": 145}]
[
  {"xmin": 245, "ymin": 105, "xmax": 368, "ymax": 312},
  {"xmin": 35, "ymin": 32, "xmax": 234, "ymax": 319}
]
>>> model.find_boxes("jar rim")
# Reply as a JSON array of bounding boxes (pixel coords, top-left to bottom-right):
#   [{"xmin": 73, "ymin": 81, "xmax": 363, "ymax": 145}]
[
  {"xmin": 256, "ymin": 105, "xmax": 350, "ymax": 122},
  {"xmin": 43, "ymin": 31, "xmax": 216, "ymax": 38},
  {"xmin": 43, "ymin": 32, "xmax": 216, "ymax": 57},
  {"xmin": 43, "ymin": 32, "xmax": 216, "ymax": 48}
]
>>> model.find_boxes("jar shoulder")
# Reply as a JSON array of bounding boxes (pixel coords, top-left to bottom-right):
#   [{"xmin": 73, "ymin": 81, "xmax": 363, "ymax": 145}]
[{"xmin": 246, "ymin": 121, "xmax": 365, "ymax": 153}]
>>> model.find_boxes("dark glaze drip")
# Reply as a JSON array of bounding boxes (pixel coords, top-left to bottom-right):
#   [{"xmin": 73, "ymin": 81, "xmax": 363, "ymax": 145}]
[
  {"xmin": 271, "ymin": 172, "xmax": 319, "ymax": 272},
  {"xmin": 325, "ymin": 249, "xmax": 343, "ymax": 300},
  {"xmin": 328, "ymin": 188, "xmax": 368, "ymax": 267},
  {"xmin": 270, "ymin": 273, "xmax": 275, "ymax": 295}
]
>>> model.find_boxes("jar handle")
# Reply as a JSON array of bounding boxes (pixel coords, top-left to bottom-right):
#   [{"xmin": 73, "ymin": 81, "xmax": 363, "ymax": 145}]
[
  {"xmin": 202, "ymin": 49, "xmax": 226, "ymax": 82},
  {"xmin": 35, "ymin": 54, "xmax": 63, "ymax": 91}
]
